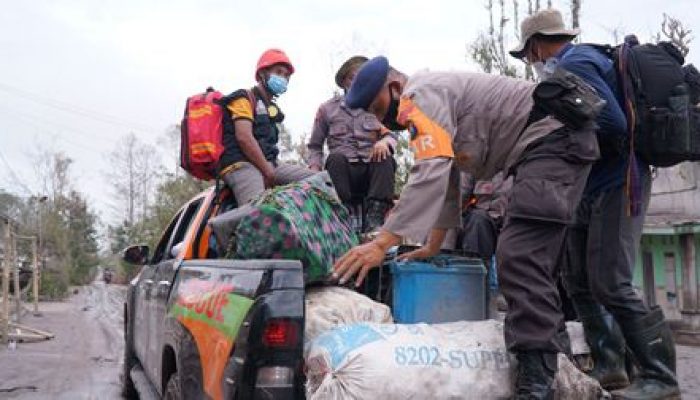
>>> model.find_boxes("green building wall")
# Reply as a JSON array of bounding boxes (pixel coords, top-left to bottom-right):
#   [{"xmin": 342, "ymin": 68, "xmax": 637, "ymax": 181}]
[{"xmin": 636, "ymin": 233, "xmax": 700, "ymax": 294}]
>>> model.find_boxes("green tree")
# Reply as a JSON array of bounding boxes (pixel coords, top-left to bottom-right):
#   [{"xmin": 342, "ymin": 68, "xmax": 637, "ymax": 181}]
[
  {"xmin": 141, "ymin": 173, "xmax": 207, "ymax": 248},
  {"xmin": 19, "ymin": 151, "xmax": 102, "ymax": 297},
  {"xmin": 393, "ymin": 131, "xmax": 415, "ymax": 195},
  {"xmin": 64, "ymin": 190, "xmax": 100, "ymax": 285},
  {"xmin": 0, "ymin": 190, "xmax": 26, "ymax": 221}
]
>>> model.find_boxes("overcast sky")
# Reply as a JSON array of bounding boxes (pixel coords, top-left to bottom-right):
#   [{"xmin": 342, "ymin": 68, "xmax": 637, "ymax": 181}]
[{"xmin": 1, "ymin": 0, "xmax": 697, "ymax": 225}]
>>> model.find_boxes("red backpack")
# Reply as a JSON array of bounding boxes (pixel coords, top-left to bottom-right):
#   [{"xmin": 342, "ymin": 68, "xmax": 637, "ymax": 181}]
[{"xmin": 180, "ymin": 88, "xmax": 226, "ymax": 180}]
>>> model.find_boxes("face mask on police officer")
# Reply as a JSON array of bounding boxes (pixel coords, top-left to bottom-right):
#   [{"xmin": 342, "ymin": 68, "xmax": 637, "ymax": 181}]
[{"xmin": 382, "ymin": 85, "xmax": 405, "ymax": 131}]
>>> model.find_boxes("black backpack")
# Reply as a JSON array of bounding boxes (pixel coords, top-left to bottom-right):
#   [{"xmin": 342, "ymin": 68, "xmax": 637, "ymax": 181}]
[{"xmin": 593, "ymin": 36, "xmax": 700, "ymax": 167}]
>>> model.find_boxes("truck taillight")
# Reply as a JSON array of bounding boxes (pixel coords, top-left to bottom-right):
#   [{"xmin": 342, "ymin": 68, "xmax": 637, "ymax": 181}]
[{"xmin": 262, "ymin": 319, "xmax": 299, "ymax": 348}]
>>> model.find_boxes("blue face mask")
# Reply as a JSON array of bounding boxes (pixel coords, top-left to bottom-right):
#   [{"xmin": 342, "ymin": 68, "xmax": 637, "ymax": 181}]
[{"xmin": 266, "ymin": 74, "xmax": 288, "ymax": 96}]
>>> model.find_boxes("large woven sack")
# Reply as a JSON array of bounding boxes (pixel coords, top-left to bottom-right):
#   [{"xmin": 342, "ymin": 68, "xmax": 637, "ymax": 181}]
[
  {"xmin": 305, "ymin": 320, "xmax": 606, "ymax": 400},
  {"xmin": 231, "ymin": 173, "xmax": 358, "ymax": 284},
  {"xmin": 305, "ymin": 286, "xmax": 393, "ymax": 344}
]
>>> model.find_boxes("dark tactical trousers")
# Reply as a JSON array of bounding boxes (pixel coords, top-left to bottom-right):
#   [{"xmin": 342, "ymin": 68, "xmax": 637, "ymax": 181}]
[
  {"xmin": 497, "ymin": 126, "xmax": 598, "ymax": 352},
  {"xmin": 461, "ymin": 208, "xmax": 499, "ymax": 261},
  {"xmin": 324, "ymin": 153, "xmax": 395, "ymax": 205},
  {"xmin": 563, "ymin": 171, "xmax": 652, "ymax": 322}
]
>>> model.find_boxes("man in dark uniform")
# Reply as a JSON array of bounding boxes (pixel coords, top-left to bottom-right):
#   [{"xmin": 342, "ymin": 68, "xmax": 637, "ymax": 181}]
[
  {"xmin": 511, "ymin": 9, "xmax": 679, "ymax": 399},
  {"xmin": 308, "ymin": 56, "xmax": 397, "ymax": 231},
  {"xmin": 332, "ymin": 56, "xmax": 600, "ymax": 399}
]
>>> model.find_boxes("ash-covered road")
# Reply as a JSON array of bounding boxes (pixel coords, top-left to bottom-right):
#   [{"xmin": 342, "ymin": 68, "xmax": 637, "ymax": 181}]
[
  {"xmin": 1, "ymin": 277, "xmax": 700, "ymax": 399},
  {"xmin": 0, "ymin": 278, "xmax": 126, "ymax": 400}
]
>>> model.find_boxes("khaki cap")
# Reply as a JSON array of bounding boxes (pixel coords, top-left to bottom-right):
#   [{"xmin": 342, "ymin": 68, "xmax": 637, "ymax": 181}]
[{"xmin": 510, "ymin": 9, "xmax": 579, "ymax": 58}]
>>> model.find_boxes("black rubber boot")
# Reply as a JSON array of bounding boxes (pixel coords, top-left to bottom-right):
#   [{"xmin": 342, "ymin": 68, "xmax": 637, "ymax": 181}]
[
  {"xmin": 573, "ymin": 299, "xmax": 630, "ymax": 390},
  {"xmin": 364, "ymin": 200, "xmax": 389, "ymax": 233},
  {"xmin": 513, "ymin": 351, "xmax": 558, "ymax": 400},
  {"xmin": 611, "ymin": 307, "xmax": 680, "ymax": 400},
  {"xmin": 579, "ymin": 311, "xmax": 630, "ymax": 390}
]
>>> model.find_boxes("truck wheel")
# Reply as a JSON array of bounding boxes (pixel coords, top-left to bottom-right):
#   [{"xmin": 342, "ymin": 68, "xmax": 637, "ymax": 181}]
[
  {"xmin": 163, "ymin": 372, "xmax": 183, "ymax": 400},
  {"xmin": 121, "ymin": 314, "xmax": 138, "ymax": 399}
]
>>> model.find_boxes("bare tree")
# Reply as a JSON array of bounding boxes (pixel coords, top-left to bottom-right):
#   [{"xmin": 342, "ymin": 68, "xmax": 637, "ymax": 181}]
[
  {"xmin": 570, "ymin": 0, "xmax": 581, "ymax": 31},
  {"xmin": 105, "ymin": 133, "xmax": 159, "ymax": 227},
  {"xmin": 469, "ymin": 0, "xmax": 582, "ymax": 79},
  {"xmin": 470, "ymin": 0, "xmax": 520, "ymax": 77},
  {"xmin": 327, "ymin": 33, "xmax": 387, "ymax": 97},
  {"xmin": 277, "ymin": 124, "xmax": 310, "ymax": 166},
  {"xmin": 158, "ymin": 124, "xmax": 183, "ymax": 177},
  {"xmin": 32, "ymin": 147, "xmax": 71, "ymax": 212},
  {"xmin": 603, "ymin": 24, "xmax": 626, "ymax": 45},
  {"xmin": 659, "ymin": 13, "xmax": 693, "ymax": 57},
  {"xmin": 513, "ymin": 0, "xmax": 521, "ymax": 40}
]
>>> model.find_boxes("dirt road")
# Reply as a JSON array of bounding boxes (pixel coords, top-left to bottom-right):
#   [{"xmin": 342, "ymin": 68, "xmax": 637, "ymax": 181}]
[{"xmin": 0, "ymin": 279, "xmax": 126, "ymax": 400}]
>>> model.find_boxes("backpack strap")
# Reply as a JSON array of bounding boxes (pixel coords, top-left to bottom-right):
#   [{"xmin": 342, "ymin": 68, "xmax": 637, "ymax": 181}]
[
  {"xmin": 584, "ymin": 39, "xmax": 645, "ymax": 216},
  {"xmin": 617, "ymin": 37, "xmax": 644, "ymax": 217},
  {"xmin": 245, "ymin": 89, "xmax": 257, "ymax": 117}
]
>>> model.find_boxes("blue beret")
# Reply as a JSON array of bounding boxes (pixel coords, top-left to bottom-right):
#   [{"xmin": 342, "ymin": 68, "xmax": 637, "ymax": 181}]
[{"xmin": 345, "ymin": 56, "xmax": 389, "ymax": 110}]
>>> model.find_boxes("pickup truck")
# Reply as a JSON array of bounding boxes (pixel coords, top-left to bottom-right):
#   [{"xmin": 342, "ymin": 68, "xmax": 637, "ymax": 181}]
[{"xmin": 121, "ymin": 186, "xmax": 306, "ymax": 400}]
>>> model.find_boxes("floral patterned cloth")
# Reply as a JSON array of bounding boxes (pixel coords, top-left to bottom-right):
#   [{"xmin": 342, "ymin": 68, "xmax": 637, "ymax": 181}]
[{"xmin": 230, "ymin": 179, "xmax": 358, "ymax": 283}]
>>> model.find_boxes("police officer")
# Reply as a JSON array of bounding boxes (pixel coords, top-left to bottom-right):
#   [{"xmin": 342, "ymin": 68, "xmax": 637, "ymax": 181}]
[
  {"xmin": 219, "ymin": 48, "xmax": 315, "ymax": 205},
  {"xmin": 511, "ymin": 9, "xmax": 679, "ymax": 399},
  {"xmin": 332, "ymin": 56, "xmax": 599, "ymax": 399},
  {"xmin": 308, "ymin": 56, "xmax": 397, "ymax": 231}
]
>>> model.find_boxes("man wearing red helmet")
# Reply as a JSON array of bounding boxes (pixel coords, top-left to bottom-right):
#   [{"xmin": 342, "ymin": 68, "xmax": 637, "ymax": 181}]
[{"xmin": 219, "ymin": 48, "xmax": 315, "ymax": 204}]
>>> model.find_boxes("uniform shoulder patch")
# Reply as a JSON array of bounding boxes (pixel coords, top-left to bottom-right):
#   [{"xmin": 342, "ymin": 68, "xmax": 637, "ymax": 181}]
[{"xmin": 398, "ymin": 96, "xmax": 454, "ymax": 161}]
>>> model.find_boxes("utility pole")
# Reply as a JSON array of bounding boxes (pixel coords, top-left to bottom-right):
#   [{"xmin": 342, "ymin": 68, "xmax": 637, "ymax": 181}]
[
  {"xmin": 2, "ymin": 218, "xmax": 11, "ymax": 344},
  {"xmin": 36, "ymin": 195, "xmax": 46, "ymax": 305},
  {"xmin": 12, "ymin": 231, "xmax": 20, "ymax": 324},
  {"xmin": 32, "ymin": 236, "xmax": 39, "ymax": 315}
]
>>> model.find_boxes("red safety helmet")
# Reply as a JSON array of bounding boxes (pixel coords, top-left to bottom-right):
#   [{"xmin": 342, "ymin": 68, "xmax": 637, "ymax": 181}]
[{"xmin": 255, "ymin": 49, "xmax": 294, "ymax": 80}]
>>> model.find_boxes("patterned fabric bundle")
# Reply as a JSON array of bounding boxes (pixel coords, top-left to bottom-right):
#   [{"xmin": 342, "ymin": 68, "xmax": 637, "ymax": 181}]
[{"xmin": 230, "ymin": 175, "xmax": 358, "ymax": 283}]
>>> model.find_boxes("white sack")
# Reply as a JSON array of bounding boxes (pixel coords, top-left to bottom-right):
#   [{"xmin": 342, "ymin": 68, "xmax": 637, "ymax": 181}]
[
  {"xmin": 305, "ymin": 320, "xmax": 605, "ymax": 400},
  {"xmin": 305, "ymin": 286, "xmax": 393, "ymax": 344}
]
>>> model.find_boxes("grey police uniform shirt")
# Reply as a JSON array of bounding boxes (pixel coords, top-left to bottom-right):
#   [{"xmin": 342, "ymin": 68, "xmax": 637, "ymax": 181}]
[
  {"xmin": 307, "ymin": 95, "xmax": 397, "ymax": 169},
  {"xmin": 383, "ymin": 71, "xmax": 564, "ymax": 242}
]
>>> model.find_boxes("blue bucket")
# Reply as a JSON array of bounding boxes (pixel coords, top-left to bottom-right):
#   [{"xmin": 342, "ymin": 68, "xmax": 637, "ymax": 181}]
[{"xmin": 389, "ymin": 254, "xmax": 487, "ymax": 324}]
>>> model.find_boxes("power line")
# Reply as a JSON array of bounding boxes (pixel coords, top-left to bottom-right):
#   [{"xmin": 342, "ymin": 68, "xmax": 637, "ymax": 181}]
[
  {"xmin": 0, "ymin": 109, "xmax": 157, "ymax": 218},
  {"xmin": 0, "ymin": 149, "xmax": 114, "ymax": 222},
  {"xmin": 0, "ymin": 106, "xmax": 108, "ymax": 154},
  {"xmin": 0, "ymin": 150, "xmax": 33, "ymax": 196},
  {"xmin": 0, "ymin": 100, "xmax": 121, "ymax": 146},
  {"xmin": 0, "ymin": 82, "xmax": 161, "ymax": 134}
]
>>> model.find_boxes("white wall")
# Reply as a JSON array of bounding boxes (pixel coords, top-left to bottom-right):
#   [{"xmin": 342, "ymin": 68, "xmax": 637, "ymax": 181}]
[{"xmin": 648, "ymin": 162, "xmax": 700, "ymax": 218}]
